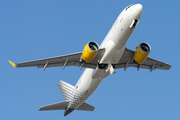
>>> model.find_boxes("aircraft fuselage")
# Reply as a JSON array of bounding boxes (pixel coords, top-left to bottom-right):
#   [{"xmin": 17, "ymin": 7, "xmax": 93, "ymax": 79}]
[{"xmin": 63, "ymin": 4, "xmax": 143, "ymax": 116}]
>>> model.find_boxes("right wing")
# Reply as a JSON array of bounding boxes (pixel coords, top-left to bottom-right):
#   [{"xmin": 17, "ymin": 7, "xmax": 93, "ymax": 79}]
[
  {"xmin": 114, "ymin": 48, "xmax": 171, "ymax": 72},
  {"xmin": 9, "ymin": 49, "xmax": 105, "ymax": 70}
]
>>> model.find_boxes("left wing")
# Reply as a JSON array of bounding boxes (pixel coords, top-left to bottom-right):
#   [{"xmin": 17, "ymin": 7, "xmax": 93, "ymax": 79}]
[
  {"xmin": 114, "ymin": 48, "xmax": 171, "ymax": 72},
  {"xmin": 9, "ymin": 49, "xmax": 105, "ymax": 70}
]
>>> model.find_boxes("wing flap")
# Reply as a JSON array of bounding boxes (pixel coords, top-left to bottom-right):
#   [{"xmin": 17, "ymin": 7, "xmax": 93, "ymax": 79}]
[{"xmin": 37, "ymin": 62, "xmax": 96, "ymax": 69}]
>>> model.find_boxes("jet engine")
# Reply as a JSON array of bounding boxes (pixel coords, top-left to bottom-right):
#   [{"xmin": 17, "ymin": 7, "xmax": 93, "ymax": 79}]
[
  {"xmin": 133, "ymin": 42, "xmax": 151, "ymax": 64},
  {"xmin": 81, "ymin": 41, "xmax": 99, "ymax": 63}
]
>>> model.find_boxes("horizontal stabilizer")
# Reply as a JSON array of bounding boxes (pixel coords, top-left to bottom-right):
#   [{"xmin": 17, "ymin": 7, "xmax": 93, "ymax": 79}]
[
  {"xmin": 39, "ymin": 101, "xmax": 69, "ymax": 111},
  {"xmin": 76, "ymin": 102, "xmax": 95, "ymax": 111}
]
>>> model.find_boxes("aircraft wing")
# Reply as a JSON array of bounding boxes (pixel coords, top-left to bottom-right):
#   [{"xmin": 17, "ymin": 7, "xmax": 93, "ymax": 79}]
[
  {"xmin": 114, "ymin": 48, "xmax": 171, "ymax": 72},
  {"xmin": 9, "ymin": 49, "xmax": 105, "ymax": 70},
  {"xmin": 9, "ymin": 48, "xmax": 171, "ymax": 72}
]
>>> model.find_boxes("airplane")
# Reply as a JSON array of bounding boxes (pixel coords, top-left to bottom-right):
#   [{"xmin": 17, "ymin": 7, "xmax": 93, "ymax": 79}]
[{"xmin": 9, "ymin": 4, "xmax": 171, "ymax": 116}]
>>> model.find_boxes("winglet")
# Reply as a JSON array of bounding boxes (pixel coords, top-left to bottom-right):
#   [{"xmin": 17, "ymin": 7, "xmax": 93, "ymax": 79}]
[{"xmin": 9, "ymin": 60, "xmax": 16, "ymax": 67}]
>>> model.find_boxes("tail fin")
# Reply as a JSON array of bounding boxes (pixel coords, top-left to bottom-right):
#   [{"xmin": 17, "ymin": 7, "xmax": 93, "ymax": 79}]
[
  {"xmin": 57, "ymin": 80, "xmax": 75, "ymax": 101},
  {"xmin": 39, "ymin": 80, "xmax": 95, "ymax": 115}
]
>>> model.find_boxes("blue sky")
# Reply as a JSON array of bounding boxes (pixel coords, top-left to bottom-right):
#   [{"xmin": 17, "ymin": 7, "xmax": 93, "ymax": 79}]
[{"xmin": 1, "ymin": 0, "xmax": 180, "ymax": 120}]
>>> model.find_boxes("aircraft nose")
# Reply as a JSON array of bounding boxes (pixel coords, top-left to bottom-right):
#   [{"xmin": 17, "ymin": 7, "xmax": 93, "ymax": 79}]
[
  {"xmin": 136, "ymin": 4, "xmax": 143, "ymax": 12},
  {"xmin": 134, "ymin": 4, "xmax": 143, "ymax": 19}
]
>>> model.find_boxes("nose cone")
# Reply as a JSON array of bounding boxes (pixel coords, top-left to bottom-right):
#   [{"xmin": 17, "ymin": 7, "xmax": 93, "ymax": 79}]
[
  {"xmin": 136, "ymin": 4, "xmax": 143, "ymax": 11},
  {"xmin": 134, "ymin": 4, "xmax": 143, "ymax": 19}
]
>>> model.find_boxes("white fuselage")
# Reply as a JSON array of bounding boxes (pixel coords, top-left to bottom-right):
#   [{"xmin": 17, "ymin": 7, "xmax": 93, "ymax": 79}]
[{"xmin": 67, "ymin": 4, "xmax": 143, "ymax": 110}]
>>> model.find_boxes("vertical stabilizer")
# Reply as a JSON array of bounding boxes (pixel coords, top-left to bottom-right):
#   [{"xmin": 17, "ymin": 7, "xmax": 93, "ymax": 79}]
[{"xmin": 57, "ymin": 80, "xmax": 75, "ymax": 101}]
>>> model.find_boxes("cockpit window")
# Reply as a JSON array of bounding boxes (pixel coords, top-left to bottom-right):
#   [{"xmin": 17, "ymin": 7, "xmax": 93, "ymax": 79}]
[
  {"xmin": 125, "ymin": 6, "xmax": 130, "ymax": 10},
  {"xmin": 125, "ymin": 4, "xmax": 134, "ymax": 10}
]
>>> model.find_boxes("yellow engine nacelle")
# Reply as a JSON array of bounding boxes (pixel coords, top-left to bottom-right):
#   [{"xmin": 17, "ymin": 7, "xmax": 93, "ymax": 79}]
[
  {"xmin": 133, "ymin": 43, "xmax": 151, "ymax": 64},
  {"xmin": 81, "ymin": 41, "xmax": 99, "ymax": 63}
]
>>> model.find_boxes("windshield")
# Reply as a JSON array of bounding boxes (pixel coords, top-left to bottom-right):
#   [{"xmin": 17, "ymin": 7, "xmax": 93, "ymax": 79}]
[{"xmin": 125, "ymin": 4, "xmax": 134, "ymax": 10}]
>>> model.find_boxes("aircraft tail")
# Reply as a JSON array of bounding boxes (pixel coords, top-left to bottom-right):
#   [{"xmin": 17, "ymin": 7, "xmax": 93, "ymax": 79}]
[
  {"xmin": 56, "ymin": 80, "xmax": 95, "ymax": 111},
  {"xmin": 39, "ymin": 80, "xmax": 95, "ymax": 115},
  {"xmin": 57, "ymin": 80, "xmax": 75, "ymax": 101}
]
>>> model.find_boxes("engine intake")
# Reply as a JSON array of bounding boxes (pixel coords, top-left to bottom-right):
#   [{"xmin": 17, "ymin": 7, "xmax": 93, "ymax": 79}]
[
  {"xmin": 81, "ymin": 41, "xmax": 99, "ymax": 63},
  {"xmin": 133, "ymin": 42, "xmax": 151, "ymax": 64}
]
